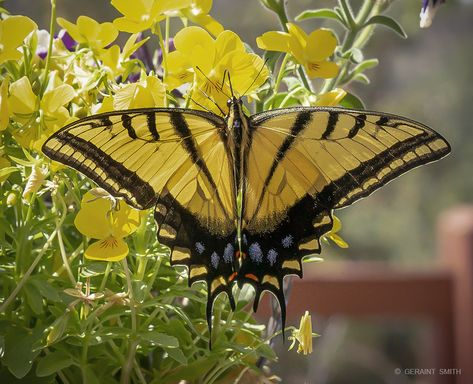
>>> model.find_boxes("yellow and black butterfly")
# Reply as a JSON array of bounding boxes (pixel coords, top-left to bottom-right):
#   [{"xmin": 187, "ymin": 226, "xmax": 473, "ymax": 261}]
[{"xmin": 42, "ymin": 97, "xmax": 450, "ymax": 339}]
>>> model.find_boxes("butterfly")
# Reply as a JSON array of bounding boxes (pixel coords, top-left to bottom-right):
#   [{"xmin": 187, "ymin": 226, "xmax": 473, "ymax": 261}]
[{"xmin": 42, "ymin": 96, "xmax": 450, "ymax": 342}]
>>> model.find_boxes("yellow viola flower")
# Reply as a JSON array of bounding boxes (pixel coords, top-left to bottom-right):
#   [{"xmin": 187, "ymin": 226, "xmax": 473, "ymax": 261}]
[
  {"xmin": 111, "ymin": 0, "xmax": 192, "ymax": 33},
  {"xmin": 0, "ymin": 15, "xmax": 37, "ymax": 64},
  {"xmin": 179, "ymin": 0, "xmax": 223, "ymax": 36},
  {"xmin": 56, "ymin": 16, "xmax": 118, "ymax": 51},
  {"xmin": 0, "ymin": 78, "xmax": 9, "ymax": 131},
  {"xmin": 74, "ymin": 189, "xmax": 140, "ymax": 262},
  {"xmin": 324, "ymin": 215, "xmax": 349, "ymax": 248},
  {"xmin": 111, "ymin": 71, "xmax": 166, "ymax": 110},
  {"xmin": 98, "ymin": 34, "xmax": 149, "ymax": 78},
  {"xmin": 288, "ymin": 311, "xmax": 318, "ymax": 355},
  {"xmin": 312, "ymin": 88, "xmax": 346, "ymax": 107},
  {"xmin": 8, "ymin": 75, "xmax": 75, "ymax": 150},
  {"xmin": 167, "ymin": 26, "xmax": 268, "ymax": 115},
  {"xmin": 257, "ymin": 24, "xmax": 339, "ymax": 79}
]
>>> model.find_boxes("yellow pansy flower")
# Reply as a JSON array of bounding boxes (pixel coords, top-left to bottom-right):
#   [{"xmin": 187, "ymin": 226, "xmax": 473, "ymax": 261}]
[
  {"xmin": 56, "ymin": 16, "xmax": 118, "ymax": 51},
  {"xmin": 111, "ymin": 0, "xmax": 192, "ymax": 33},
  {"xmin": 0, "ymin": 15, "xmax": 37, "ymax": 64},
  {"xmin": 98, "ymin": 34, "xmax": 149, "ymax": 78},
  {"xmin": 111, "ymin": 0, "xmax": 222, "ymax": 35},
  {"xmin": 74, "ymin": 189, "xmax": 140, "ymax": 262},
  {"xmin": 0, "ymin": 78, "xmax": 10, "ymax": 131},
  {"xmin": 179, "ymin": 0, "xmax": 223, "ymax": 36},
  {"xmin": 288, "ymin": 311, "xmax": 318, "ymax": 355},
  {"xmin": 8, "ymin": 75, "xmax": 75, "ymax": 150},
  {"xmin": 167, "ymin": 26, "xmax": 268, "ymax": 115},
  {"xmin": 312, "ymin": 88, "xmax": 346, "ymax": 107},
  {"xmin": 257, "ymin": 24, "xmax": 339, "ymax": 79},
  {"xmin": 109, "ymin": 71, "xmax": 166, "ymax": 110}
]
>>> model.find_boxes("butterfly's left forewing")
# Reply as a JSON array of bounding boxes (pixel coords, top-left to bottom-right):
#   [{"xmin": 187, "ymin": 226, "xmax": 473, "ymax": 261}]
[
  {"xmin": 240, "ymin": 107, "xmax": 450, "ymax": 327},
  {"xmin": 43, "ymin": 108, "xmax": 239, "ymax": 327}
]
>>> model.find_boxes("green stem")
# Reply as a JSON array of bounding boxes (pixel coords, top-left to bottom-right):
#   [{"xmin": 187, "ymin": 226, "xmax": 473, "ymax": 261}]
[
  {"xmin": 273, "ymin": 1, "xmax": 312, "ymax": 92},
  {"xmin": 99, "ymin": 262, "xmax": 112, "ymax": 292},
  {"xmin": 273, "ymin": 53, "xmax": 290, "ymax": 95},
  {"xmin": 120, "ymin": 257, "xmax": 138, "ymax": 384},
  {"xmin": 0, "ymin": 229, "xmax": 57, "ymax": 313},
  {"xmin": 40, "ymin": 0, "xmax": 57, "ymax": 96}
]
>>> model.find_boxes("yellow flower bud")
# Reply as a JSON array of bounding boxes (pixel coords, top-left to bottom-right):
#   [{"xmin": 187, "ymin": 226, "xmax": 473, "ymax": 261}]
[{"xmin": 6, "ymin": 192, "xmax": 17, "ymax": 206}]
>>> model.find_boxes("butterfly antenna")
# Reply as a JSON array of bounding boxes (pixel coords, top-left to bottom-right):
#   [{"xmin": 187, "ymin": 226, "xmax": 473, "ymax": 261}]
[
  {"xmin": 196, "ymin": 87, "xmax": 226, "ymax": 116},
  {"xmin": 195, "ymin": 66, "xmax": 231, "ymax": 99},
  {"xmin": 242, "ymin": 58, "xmax": 269, "ymax": 97},
  {"xmin": 187, "ymin": 95, "xmax": 214, "ymax": 114},
  {"xmin": 227, "ymin": 71, "xmax": 236, "ymax": 98}
]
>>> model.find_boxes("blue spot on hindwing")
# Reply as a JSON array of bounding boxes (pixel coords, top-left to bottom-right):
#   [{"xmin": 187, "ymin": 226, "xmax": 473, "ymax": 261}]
[
  {"xmin": 195, "ymin": 242, "xmax": 205, "ymax": 254},
  {"xmin": 267, "ymin": 249, "xmax": 278, "ymax": 266},
  {"xmin": 211, "ymin": 252, "xmax": 219, "ymax": 269},
  {"xmin": 249, "ymin": 242, "xmax": 263, "ymax": 263},
  {"xmin": 281, "ymin": 235, "xmax": 294, "ymax": 248},
  {"xmin": 223, "ymin": 243, "xmax": 234, "ymax": 263}
]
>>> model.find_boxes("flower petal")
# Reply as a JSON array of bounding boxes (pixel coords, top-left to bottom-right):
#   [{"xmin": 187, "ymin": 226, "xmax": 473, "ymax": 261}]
[
  {"xmin": 187, "ymin": 13, "xmax": 223, "ymax": 36},
  {"xmin": 56, "ymin": 17, "xmax": 84, "ymax": 44},
  {"xmin": 174, "ymin": 26, "xmax": 215, "ymax": 70},
  {"xmin": 314, "ymin": 88, "xmax": 346, "ymax": 106},
  {"xmin": 85, "ymin": 236, "xmax": 129, "ymax": 262},
  {"xmin": 306, "ymin": 60, "xmax": 339, "ymax": 79},
  {"xmin": 0, "ymin": 79, "xmax": 10, "ymax": 130},
  {"xmin": 0, "ymin": 16, "xmax": 38, "ymax": 51},
  {"xmin": 41, "ymin": 84, "xmax": 75, "ymax": 114},
  {"xmin": 112, "ymin": 202, "xmax": 141, "ymax": 238},
  {"xmin": 256, "ymin": 31, "xmax": 291, "ymax": 53},
  {"xmin": 111, "ymin": 0, "xmax": 148, "ymax": 20},
  {"xmin": 286, "ymin": 24, "xmax": 308, "ymax": 64},
  {"xmin": 305, "ymin": 29, "xmax": 337, "ymax": 62},
  {"xmin": 8, "ymin": 76, "xmax": 36, "ymax": 115},
  {"xmin": 74, "ymin": 191, "xmax": 113, "ymax": 239}
]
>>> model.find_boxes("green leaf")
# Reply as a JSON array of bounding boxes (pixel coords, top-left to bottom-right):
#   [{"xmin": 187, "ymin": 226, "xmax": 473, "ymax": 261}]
[
  {"xmin": 142, "ymin": 331, "xmax": 179, "ymax": 348},
  {"xmin": 339, "ymin": 92, "xmax": 365, "ymax": 110},
  {"xmin": 29, "ymin": 277, "xmax": 61, "ymax": 302},
  {"xmin": 349, "ymin": 48, "xmax": 363, "ymax": 63},
  {"xmin": 350, "ymin": 58, "xmax": 379, "ymax": 76},
  {"xmin": 2, "ymin": 328, "xmax": 40, "ymax": 378},
  {"xmin": 164, "ymin": 347, "xmax": 187, "ymax": 365},
  {"xmin": 295, "ymin": 9, "xmax": 345, "ymax": 25},
  {"xmin": 0, "ymin": 166, "xmax": 19, "ymax": 178},
  {"xmin": 80, "ymin": 261, "xmax": 108, "ymax": 277},
  {"xmin": 353, "ymin": 73, "xmax": 370, "ymax": 84},
  {"xmin": 362, "ymin": 15, "xmax": 407, "ymax": 38},
  {"xmin": 36, "ymin": 351, "xmax": 73, "ymax": 377},
  {"xmin": 24, "ymin": 282, "xmax": 44, "ymax": 315},
  {"xmin": 339, "ymin": 0, "xmax": 356, "ymax": 28},
  {"xmin": 46, "ymin": 313, "xmax": 70, "ymax": 346}
]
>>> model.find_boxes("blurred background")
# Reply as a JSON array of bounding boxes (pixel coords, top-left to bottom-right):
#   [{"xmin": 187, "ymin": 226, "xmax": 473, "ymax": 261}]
[{"xmin": 5, "ymin": 0, "xmax": 472, "ymax": 383}]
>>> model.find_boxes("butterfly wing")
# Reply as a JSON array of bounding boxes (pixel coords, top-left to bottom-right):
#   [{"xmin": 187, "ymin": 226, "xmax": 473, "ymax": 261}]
[
  {"xmin": 42, "ymin": 108, "xmax": 238, "ymax": 321},
  {"xmin": 240, "ymin": 107, "xmax": 451, "ymax": 326}
]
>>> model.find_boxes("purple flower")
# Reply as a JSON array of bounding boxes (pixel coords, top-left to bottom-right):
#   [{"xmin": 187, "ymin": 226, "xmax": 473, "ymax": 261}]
[
  {"xmin": 36, "ymin": 30, "xmax": 50, "ymax": 59},
  {"xmin": 420, "ymin": 0, "xmax": 446, "ymax": 28},
  {"xmin": 57, "ymin": 29, "xmax": 77, "ymax": 51}
]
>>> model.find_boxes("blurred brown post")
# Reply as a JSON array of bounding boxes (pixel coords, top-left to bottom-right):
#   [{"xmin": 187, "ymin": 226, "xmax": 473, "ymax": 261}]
[{"xmin": 438, "ymin": 206, "xmax": 473, "ymax": 383}]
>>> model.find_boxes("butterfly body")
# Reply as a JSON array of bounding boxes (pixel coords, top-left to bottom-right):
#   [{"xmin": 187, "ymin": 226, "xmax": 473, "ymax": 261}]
[{"xmin": 43, "ymin": 98, "xmax": 450, "ymax": 339}]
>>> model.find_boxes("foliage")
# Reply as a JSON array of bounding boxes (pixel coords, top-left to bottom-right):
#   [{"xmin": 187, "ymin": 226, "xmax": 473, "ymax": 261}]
[{"xmin": 0, "ymin": 0, "xmax": 412, "ymax": 382}]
